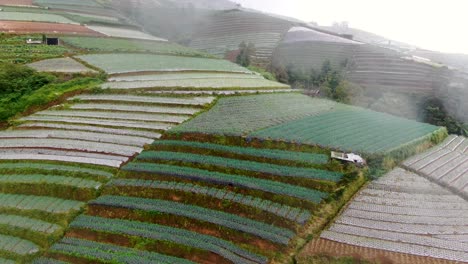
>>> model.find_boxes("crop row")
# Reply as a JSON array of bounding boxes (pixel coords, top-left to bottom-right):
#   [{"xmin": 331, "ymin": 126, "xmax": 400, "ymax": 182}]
[
  {"xmin": 0, "ymin": 174, "xmax": 101, "ymax": 189},
  {"xmin": 69, "ymin": 103, "xmax": 200, "ymax": 115},
  {"xmin": 103, "ymin": 78, "xmax": 289, "ymax": 90},
  {"xmin": 108, "ymin": 72, "xmax": 263, "ymax": 82},
  {"xmin": 136, "ymin": 151, "xmax": 342, "ymax": 182},
  {"xmin": 85, "ymin": 25, "xmax": 167, "ymax": 42},
  {"xmin": 50, "ymin": 237, "xmax": 192, "ymax": 264},
  {"xmin": 250, "ymin": 107, "xmax": 440, "ymax": 154},
  {"xmin": 27, "ymin": 58, "xmax": 96, "ymax": 74},
  {"xmin": 37, "ymin": 110, "xmax": 190, "ymax": 124},
  {"xmin": 0, "ymin": 129, "xmax": 153, "ymax": 147},
  {"xmin": 62, "ymin": 37, "xmax": 211, "ymax": 58},
  {"xmin": 0, "ymin": 150, "xmax": 125, "ymax": 168},
  {"xmin": 0, "ymin": 213, "xmax": 60, "ymax": 235},
  {"xmin": 0, "ymin": 234, "xmax": 39, "ymax": 256},
  {"xmin": 151, "ymin": 140, "xmax": 328, "ymax": 165},
  {"xmin": 109, "ymin": 179, "xmax": 311, "ymax": 224},
  {"xmin": 32, "ymin": 257, "xmax": 69, "ymax": 264},
  {"xmin": 70, "ymin": 94, "xmax": 215, "ymax": 106},
  {"xmin": 71, "ymin": 215, "xmax": 268, "ymax": 264},
  {"xmin": 321, "ymin": 231, "xmax": 468, "ymax": 262},
  {"xmin": 171, "ymin": 93, "xmax": 336, "ymax": 135},
  {"xmin": 0, "ymin": 162, "xmax": 113, "ymax": 179},
  {"xmin": 0, "ymin": 257, "xmax": 15, "ymax": 264},
  {"xmin": 148, "ymin": 89, "xmax": 297, "ymax": 95},
  {"xmin": 18, "ymin": 122, "xmax": 162, "ymax": 139},
  {"xmin": 0, "ymin": 138, "xmax": 141, "ymax": 156},
  {"xmin": 21, "ymin": 115, "xmax": 172, "ymax": 131},
  {"xmin": 77, "ymin": 53, "xmax": 251, "ymax": 74},
  {"xmin": 91, "ymin": 195, "xmax": 295, "ymax": 245},
  {"xmin": 0, "ymin": 193, "xmax": 83, "ymax": 214},
  {"xmin": 0, "ymin": 12, "xmax": 77, "ymax": 24},
  {"xmin": 122, "ymin": 163, "xmax": 327, "ymax": 203}
]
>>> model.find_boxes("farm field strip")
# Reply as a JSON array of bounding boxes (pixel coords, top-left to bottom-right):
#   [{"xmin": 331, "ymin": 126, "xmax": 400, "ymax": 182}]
[
  {"xmin": 122, "ymin": 163, "xmax": 328, "ymax": 203},
  {"xmin": 0, "ymin": 213, "xmax": 60, "ymax": 234},
  {"xmin": 0, "ymin": 174, "xmax": 101, "ymax": 189},
  {"xmin": 18, "ymin": 123, "xmax": 162, "ymax": 139},
  {"xmin": 0, "ymin": 162, "xmax": 113, "ymax": 179},
  {"xmin": 62, "ymin": 37, "xmax": 210, "ymax": 57},
  {"xmin": 0, "ymin": 148, "xmax": 128, "ymax": 162},
  {"xmin": 108, "ymin": 72, "xmax": 263, "ymax": 82},
  {"xmin": 0, "ymin": 234, "xmax": 40, "ymax": 256},
  {"xmin": 33, "ymin": 0, "xmax": 101, "ymax": 7},
  {"xmin": 318, "ymin": 167, "xmax": 468, "ymax": 261},
  {"xmin": 109, "ymin": 179, "xmax": 311, "ymax": 224},
  {"xmin": 36, "ymin": 110, "xmax": 190, "ymax": 123},
  {"xmin": 69, "ymin": 103, "xmax": 200, "ymax": 115},
  {"xmin": 0, "ymin": 138, "xmax": 141, "ymax": 156},
  {"xmin": 69, "ymin": 215, "xmax": 268, "ymax": 264},
  {"xmin": 0, "ymin": 193, "xmax": 83, "ymax": 214},
  {"xmin": 0, "ymin": 12, "xmax": 77, "ymax": 24},
  {"xmin": 76, "ymin": 53, "xmax": 252, "ymax": 74},
  {"xmin": 0, "ymin": 21, "xmax": 103, "ymax": 36},
  {"xmin": 147, "ymin": 89, "xmax": 299, "ymax": 95},
  {"xmin": 0, "ymin": 129, "xmax": 153, "ymax": 147},
  {"xmin": 102, "ymin": 78, "xmax": 290, "ymax": 90},
  {"xmin": 70, "ymin": 94, "xmax": 215, "ymax": 105},
  {"xmin": 402, "ymin": 135, "xmax": 468, "ymax": 198},
  {"xmin": 20, "ymin": 115, "xmax": 173, "ymax": 131},
  {"xmin": 136, "ymin": 151, "xmax": 342, "ymax": 182},
  {"xmin": 27, "ymin": 57, "xmax": 96, "ymax": 73},
  {"xmin": 151, "ymin": 140, "xmax": 329, "ymax": 165},
  {"xmin": 85, "ymin": 25, "xmax": 168, "ymax": 41},
  {"xmin": 321, "ymin": 231, "xmax": 468, "ymax": 262},
  {"xmin": 32, "ymin": 257, "xmax": 69, "ymax": 264},
  {"xmin": 0, "ymin": 153, "xmax": 124, "ymax": 167},
  {"xmin": 171, "ymin": 94, "xmax": 336, "ymax": 135},
  {"xmin": 49, "ymin": 237, "xmax": 194, "ymax": 264},
  {"xmin": 250, "ymin": 107, "xmax": 441, "ymax": 154},
  {"xmin": 90, "ymin": 195, "xmax": 295, "ymax": 245}
]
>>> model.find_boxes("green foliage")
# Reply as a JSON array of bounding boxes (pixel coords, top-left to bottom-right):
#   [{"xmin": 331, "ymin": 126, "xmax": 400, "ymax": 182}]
[
  {"xmin": 247, "ymin": 65, "xmax": 277, "ymax": 81},
  {"xmin": 0, "ymin": 63, "xmax": 54, "ymax": 97},
  {"xmin": 62, "ymin": 37, "xmax": 212, "ymax": 58},
  {"xmin": 423, "ymin": 98, "xmax": 467, "ymax": 136},
  {"xmin": 0, "ymin": 75, "xmax": 102, "ymax": 122},
  {"xmin": 136, "ymin": 151, "xmax": 343, "ymax": 182},
  {"xmin": 236, "ymin": 41, "xmax": 256, "ymax": 67},
  {"xmin": 0, "ymin": 34, "xmax": 74, "ymax": 64}
]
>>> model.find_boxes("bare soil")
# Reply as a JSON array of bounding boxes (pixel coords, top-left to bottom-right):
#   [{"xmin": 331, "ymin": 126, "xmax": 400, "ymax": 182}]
[
  {"xmin": 0, "ymin": 21, "xmax": 104, "ymax": 36},
  {"xmin": 0, "ymin": 0, "xmax": 33, "ymax": 5},
  {"xmin": 297, "ymin": 238, "xmax": 461, "ymax": 264}
]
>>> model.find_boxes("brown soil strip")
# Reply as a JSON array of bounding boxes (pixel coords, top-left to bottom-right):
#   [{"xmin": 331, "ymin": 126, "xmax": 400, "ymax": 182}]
[
  {"xmin": 0, "ymin": 0, "xmax": 33, "ymax": 5},
  {"xmin": 0, "ymin": 21, "xmax": 104, "ymax": 36},
  {"xmin": 297, "ymin": 238, "xmax": 462, "ymax": 264}
]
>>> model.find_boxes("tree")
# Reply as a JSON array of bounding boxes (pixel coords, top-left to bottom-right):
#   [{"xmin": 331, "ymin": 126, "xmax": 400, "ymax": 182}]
[
  {"xmin": 236, "ymin": 41, "xmax": 256, "ymax": 67},
  {"xmin": 423, "ymin": 98, "xmax": 467, "ymax": 136}
]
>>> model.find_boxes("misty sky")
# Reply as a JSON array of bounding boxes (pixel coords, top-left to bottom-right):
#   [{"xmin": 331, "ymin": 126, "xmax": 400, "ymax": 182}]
[{"xmin": 234, "ymin": 0, "xmax": 468, "ymax": 54}]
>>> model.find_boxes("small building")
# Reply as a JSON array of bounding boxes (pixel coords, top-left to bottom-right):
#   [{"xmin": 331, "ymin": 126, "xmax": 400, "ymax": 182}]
[{"xmin": 46, "ymin": 37, "xmax": 59, "ymax": 46}]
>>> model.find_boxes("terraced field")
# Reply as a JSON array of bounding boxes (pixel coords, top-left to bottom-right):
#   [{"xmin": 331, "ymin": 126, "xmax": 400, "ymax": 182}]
[
  {"xmin": 62, "ymin": 37, "xmax": 210, "ymax": 57},
  {"xmin": 0, "ymin": 161, "xmax": 114, "ymax": 263},
  {"xmin": 172, "ymin": 93, "xmax": 443, "ymax": 156},
  {"xmin": 77, "ymin": 53, "xmax": 252, "ymax": 75},
  {"xmin": 308, "ymin": 167, "xmax": 468, "ymax": 263},
  {"xmin": 171, "ymin": 94, "xmax": 336, "ymax": 135},
  {"xmin": 40, "ymin": 139, "xmax": 360, "ymax": 264},
  {"xmin": 190, "ymin": 9, "xmax": 294, "ymax": 62},
  {"xmin": 28, "ymin": 57, "xmax": 96, "ymax": 73},
  {"xmin": 272, "ymin": 27, "xmax": 361, "ymax": 71},
  {"xmin": 347, "ymin": 45, "xmax": 447, "ymax": 95},
  {"xmin": 250, "ymin": 106, "xmax": 443, "ymax": 154},
  {"xmin": 0, "ymin": 35, "xmax": 74, "ymax": 64},
  {"xmin": 85, "ymin": 25, "xmax": 167, "ymax": 42},
  {"xmin": 0, "ymin": 12, "xmax": 77, "ymax": 24},
  {"xmin": 403, "ymin": 135, "xmax": 468, "ymax": 199}
]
